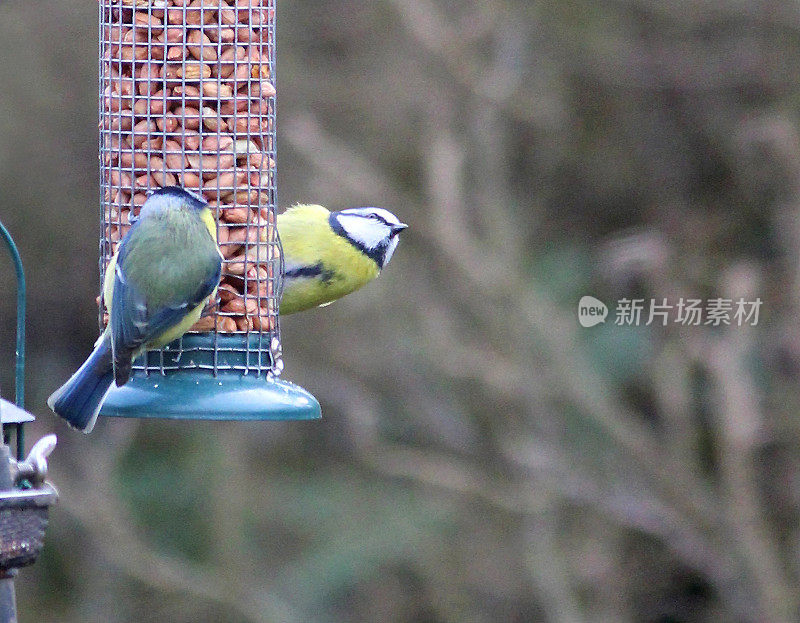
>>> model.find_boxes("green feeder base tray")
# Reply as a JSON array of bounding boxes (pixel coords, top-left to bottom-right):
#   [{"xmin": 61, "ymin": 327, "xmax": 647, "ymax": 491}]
[{"xmin": 99, "ymin": 335, "xmax": 321, "ymax": 421}]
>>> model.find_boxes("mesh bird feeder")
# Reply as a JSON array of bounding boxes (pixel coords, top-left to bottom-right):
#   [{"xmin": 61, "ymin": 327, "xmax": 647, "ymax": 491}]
[{"xmin": 97, "ymin": 0, "xmax": 319, "ymax": 420}]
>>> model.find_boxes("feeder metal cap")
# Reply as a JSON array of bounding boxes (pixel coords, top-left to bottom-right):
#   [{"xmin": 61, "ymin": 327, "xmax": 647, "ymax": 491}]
[{"xmin": 0, "ymin": 398, "xmax": 34, "ymax": 424}]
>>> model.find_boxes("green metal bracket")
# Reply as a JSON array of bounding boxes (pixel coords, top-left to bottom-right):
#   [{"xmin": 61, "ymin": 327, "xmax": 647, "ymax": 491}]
[
  {"xmin": 0, "ymin": 221, "xmax": 26, "ymax": 459},
  {"xmin": 100, "ymin": 334, "xmax": 321, "ymax": 421}
]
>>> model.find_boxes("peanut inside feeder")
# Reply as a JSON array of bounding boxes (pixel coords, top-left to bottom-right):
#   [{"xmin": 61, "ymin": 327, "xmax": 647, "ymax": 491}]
[{"xmin": 99, "ymin": 0, "xmax": 279, "ymax": 339}]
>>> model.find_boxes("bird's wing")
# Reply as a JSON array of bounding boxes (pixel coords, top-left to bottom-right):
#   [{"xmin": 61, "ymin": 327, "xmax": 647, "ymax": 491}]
[{"xmin": 109, "ymin": 240, "xmax": 221, "ymax": 386}]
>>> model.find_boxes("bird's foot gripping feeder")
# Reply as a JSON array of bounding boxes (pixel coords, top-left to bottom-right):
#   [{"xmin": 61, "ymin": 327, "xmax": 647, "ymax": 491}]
[{"xmin": 97, "ymin": 0, "xmax": 319, "ymax": 421}]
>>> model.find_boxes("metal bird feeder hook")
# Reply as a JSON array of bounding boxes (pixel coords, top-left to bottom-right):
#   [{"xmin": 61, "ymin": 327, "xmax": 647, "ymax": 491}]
[
  {"xmin": 0, "ymin": 222, "xmax": 27, "ymax": 459},
  {"xmin": 0, "ymin": 219, "xmax": 59, "ymax": 623},
  {"xmin": 96, "ymin": 0, "xmax": 319, "ymax": 421}
]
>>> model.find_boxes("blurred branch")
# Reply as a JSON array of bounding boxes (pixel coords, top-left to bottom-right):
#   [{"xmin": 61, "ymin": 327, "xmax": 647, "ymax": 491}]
[
  {"xmin": 356, "ymin": 442, "xmax": 736, "ymax": 591},
  {"xmin": 283, "ymin": 109, "xmax": 720, "ymax": 520},
  {"xmin": 298, "ymin": 352, "xmax": 726, "ymax": 586},
  {"xmin": 281, "ymin": 110, "xmax": 783, "ymax": 617},
  {"xmin": 61, "ymin": 491, "xmax": 298, "ymax": 623},
  {"xmin": 55, "ymin": 424, "xmax": 305, "ymax": 623},
  {"xmin": 606, "ymin": 0, "xmax": 800, "ymax": 31},
  {"xmin": 282, "ymin": 116, "xmax": 407, "ymax": 208},
  {"xmin": 522, "ymin": 499, "xmax": 587, "ymax": 623},
  {"xmin": 704, "ymin": 266, "xmax": 798, "ymax": 622},
  {"xmin": 382, "ymin": 0, "xmax": 559, "ymax": 129}
]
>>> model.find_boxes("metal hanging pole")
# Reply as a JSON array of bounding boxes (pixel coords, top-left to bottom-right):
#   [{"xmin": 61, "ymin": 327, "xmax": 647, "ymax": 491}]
[
  {"xmin": 0, "ymin": 220, "xmax": 57, "ymax": 623},
  {"xmin": 0, "ymin": 220, "xmax": 24, "ymax": 622},
  {"xmin": 0, "ymin": 444, "xmax": 16, "ymax": 623},
  {"xmin": 0, "ymin": 221, "xmax": 26, "ymax": 458}
]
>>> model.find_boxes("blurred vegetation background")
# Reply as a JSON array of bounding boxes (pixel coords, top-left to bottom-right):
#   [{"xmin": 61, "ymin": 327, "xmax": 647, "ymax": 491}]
[{"xmin": 1, "ymin": 0, "xmax": 800, "ymax": 621}]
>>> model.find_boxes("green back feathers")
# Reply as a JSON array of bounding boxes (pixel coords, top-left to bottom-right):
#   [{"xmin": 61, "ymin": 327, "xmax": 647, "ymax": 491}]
[
  {"xmin": 122, "ymin": 208, "xmax": 220, "ymax": 308},
  {"xmin": 104, "ymin": 206, "xmax": 220, "ymax": 312}
]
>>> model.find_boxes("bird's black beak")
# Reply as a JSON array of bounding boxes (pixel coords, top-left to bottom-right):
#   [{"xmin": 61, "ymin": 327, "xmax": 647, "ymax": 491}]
[{"xmin": 390, "ymin": 223, "xmax": 408, "ymax": 237}]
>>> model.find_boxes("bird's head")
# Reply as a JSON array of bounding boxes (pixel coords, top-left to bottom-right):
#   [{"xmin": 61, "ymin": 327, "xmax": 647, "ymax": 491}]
[
  {"xmin": 140, "ymin": 186, "xmax": 209, "ymax": 218},
  {"xmin": 329, "ymin": 207, "xmax": 407, "ymax": 269}
]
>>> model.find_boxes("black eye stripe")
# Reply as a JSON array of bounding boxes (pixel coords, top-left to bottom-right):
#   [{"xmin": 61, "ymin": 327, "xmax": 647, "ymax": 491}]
[
  {"xmin": 366, "ymin": 213, "xmax": 390, "ymax": 225},
  {"xmin": 341, "ymin": 209, "xmax": 396, "ymax": 227}
]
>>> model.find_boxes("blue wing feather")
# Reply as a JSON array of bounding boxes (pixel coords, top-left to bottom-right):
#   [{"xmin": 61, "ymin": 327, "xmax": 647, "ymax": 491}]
[{"xmin": 109, "ymin": 238, "xmax": 221, "ymax": 386}]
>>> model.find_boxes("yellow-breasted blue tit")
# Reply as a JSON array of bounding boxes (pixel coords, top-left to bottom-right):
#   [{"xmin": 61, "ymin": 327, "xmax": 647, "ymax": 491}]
[
  {"xmin": 277, "ymin": 205, "xmax": 407, "ymax": 315},
  {"xmin": 48, "ymin": 186, "xmax": 222, "ymax": 432}
]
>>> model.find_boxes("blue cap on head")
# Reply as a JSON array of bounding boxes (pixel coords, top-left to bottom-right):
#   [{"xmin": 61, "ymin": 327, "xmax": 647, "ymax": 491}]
[{"xmin": 149, "ymin": 186, "xmax": 208, "ymax": 210}]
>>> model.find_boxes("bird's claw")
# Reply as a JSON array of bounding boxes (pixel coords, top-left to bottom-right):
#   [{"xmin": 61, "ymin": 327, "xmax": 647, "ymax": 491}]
[{"xmin": 200, "ymin": 296, "xmax": 221, "ymax": 318}]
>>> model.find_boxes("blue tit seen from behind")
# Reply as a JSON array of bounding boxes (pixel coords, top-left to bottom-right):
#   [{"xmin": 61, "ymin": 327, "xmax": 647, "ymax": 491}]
[
  {"xmin": 278, "ymin": 205, "xmax": 407, "ymax": 315},
  {"xmin": 48, "ymin": 186, "xmax": 222, "ymax": 432}
]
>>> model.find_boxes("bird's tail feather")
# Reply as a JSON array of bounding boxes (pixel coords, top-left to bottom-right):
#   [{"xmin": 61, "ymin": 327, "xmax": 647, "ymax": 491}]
[{"xmin": 47, "ymin": 336, "xmax": 114, "ymax": 433}]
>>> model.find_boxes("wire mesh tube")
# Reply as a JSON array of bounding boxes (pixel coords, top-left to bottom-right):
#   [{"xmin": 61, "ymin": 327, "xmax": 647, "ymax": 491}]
[
  {"xmin": 96, "ymin": 0, "xmax": 319, "ymax": 419},
  {"xmin": 98, "ymin": 0, "xmax": 280, "ymax": 377}
]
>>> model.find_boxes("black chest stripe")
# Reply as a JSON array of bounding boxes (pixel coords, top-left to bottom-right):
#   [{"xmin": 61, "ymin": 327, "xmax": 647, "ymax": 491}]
[{"xmin": 285, "ymin": 262, "xmax": 337, "ymax": 284}]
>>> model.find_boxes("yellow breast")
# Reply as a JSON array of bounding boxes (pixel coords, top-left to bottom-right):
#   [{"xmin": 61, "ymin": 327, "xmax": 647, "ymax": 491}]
[{"xmin": 278, "ymin": 205, "xmax": 380, "ymax": 314}]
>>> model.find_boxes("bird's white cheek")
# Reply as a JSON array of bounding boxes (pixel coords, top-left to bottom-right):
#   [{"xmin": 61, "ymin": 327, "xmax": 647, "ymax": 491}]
[
  {"xmin": 338, "ymin": 215, "xmax": 387, "ymax": 250},
  {"xmin": 383, "ymin": 237, "xmax": 399, "ymax": 266}
]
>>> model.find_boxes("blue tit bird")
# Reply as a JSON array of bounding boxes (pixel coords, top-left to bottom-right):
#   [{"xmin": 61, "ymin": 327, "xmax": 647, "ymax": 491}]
[
  {"xmin": 277, "ymin": 205, "xmax": 407, "ymax": 315},
  {"xmin": 48, "ymin": 186, "xmax": 222, "ymax": 432}
]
